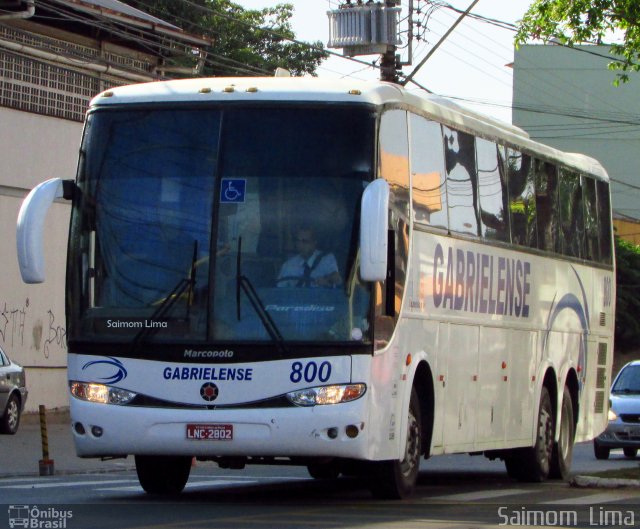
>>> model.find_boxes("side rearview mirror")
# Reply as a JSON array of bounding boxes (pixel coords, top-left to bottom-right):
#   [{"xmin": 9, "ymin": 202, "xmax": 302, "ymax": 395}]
[
  {"xmin": 16, "ymin": 178, "xmax": 69, "ymax": 284},
  {"xmin": 360, "ymin": 179, "xmax": 389, "ymax": 282}
]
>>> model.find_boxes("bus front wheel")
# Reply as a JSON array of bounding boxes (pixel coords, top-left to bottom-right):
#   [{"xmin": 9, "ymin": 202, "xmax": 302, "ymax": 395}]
[
  {"xmin": 370, "ymin": 388, "xmax": 422, "ymax": 499},
  {"xmin": 135, "ymin": 455, "xmax": 192, "ymax": 494}
]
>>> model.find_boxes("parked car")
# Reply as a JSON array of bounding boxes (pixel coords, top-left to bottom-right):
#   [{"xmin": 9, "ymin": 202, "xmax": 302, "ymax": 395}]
[
  {"xmin": 0, "ymin": 346, "xmax": 28, "ymax": 434},
  {"xmin": 594, "ymin": 360, "xmax": 640, "ymax": 459}
]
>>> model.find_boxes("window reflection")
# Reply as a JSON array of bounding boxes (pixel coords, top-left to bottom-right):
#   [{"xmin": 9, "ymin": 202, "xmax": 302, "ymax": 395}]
[
  {"xmin": 507, "ymin": 150, "xmax": 537, "ymax": 248},
  {"xmin": 410, "ymin": 115, "xmax": 448, "ymax": 230},
  {"xmin": 535, "ymin": 160, "xmax": 560, "ymax": 253},
  {"xmin": 583, "ymin": 176, "xmax": 599, "ymax": 262},
  {"xmin": 559, "ymin": 169, "xmax": 584, "ymax": 258},
  {"xmin": 443, "ymin": 126, "xmax": 479, "ymax": 236},
  {"xmin": 597, "ymin": 181, "xmax": 613, "ymax": 264},
  {"xmin": 477, "ymin": 139, "xmax": 510, "ymax": 242}
]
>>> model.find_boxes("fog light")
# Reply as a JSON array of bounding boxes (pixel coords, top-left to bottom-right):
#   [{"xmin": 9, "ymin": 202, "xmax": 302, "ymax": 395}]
[
  {"xmin": 74, "ymin": 422, "xmax": 86, "ymax": 435},
  {"xmin": 345, "ymin": 424, "xmax": 359, "ymax": 438},
  {"xmin": 327, "ymin": 427, "xmax": 338, "ymax": 439},
  {"xmin": 91, "ymin": 426, "xmax": 104, "ymax": 437}
]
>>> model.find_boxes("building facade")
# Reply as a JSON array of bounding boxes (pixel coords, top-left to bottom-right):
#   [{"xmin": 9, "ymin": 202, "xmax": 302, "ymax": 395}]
[{"xmin": 512, "ymin": 44, "xmax": 640, "ymax": 231}]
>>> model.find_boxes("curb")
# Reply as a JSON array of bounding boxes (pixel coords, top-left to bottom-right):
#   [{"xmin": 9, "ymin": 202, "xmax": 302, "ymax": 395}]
[{"xmin": 571, "ymin": 475, "xmax": 640, "ymax": 489}]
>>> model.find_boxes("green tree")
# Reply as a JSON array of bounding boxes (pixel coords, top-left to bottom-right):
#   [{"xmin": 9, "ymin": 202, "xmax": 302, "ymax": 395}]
[
  {"xmin": 515, "ymin": 0, "xmax": 640, "ymax": 83},
  {"xmin": 123, "ymin": 0, "xmax": 328, "ymax": 76},
  {"xmin": 614, "ymin": 236, "xmax": 640, "ymax": 349}
]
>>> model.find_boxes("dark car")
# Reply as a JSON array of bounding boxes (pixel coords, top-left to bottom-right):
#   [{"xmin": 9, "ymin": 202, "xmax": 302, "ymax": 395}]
[
  {"xmin": 0, "ymin": 346, "xmax": 28, "ymax": 434},
  {"xmin": 594, "ymin": 360, "xmax": 640, "ymax": 459}
]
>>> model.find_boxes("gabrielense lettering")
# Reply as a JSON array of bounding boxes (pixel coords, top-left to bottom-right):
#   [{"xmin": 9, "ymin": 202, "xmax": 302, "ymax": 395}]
[
  {"xmin": 163, "ymin": 366, "xmax": 253, "ymax": 381},
  {"xmin": 432, "ymin": 243, "xmax": 531, "ymax": 317}
]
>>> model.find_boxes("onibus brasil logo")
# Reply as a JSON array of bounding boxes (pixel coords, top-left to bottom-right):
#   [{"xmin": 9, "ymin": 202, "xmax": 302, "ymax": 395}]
[{"xmin": 8, "ymin": 505, "xmax": 73, "ymax": 528}]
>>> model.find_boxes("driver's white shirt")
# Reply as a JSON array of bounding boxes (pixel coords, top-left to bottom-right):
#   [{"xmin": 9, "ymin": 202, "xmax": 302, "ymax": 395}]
[{"xmin": 277, "ymin": 250, "xmax": 339, "ymax": 287}]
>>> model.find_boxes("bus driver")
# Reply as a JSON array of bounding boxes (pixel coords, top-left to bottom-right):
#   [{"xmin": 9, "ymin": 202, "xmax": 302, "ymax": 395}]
[{"xmin": 276, "ymin": 225, "xmax": 341, "ymax": 288}]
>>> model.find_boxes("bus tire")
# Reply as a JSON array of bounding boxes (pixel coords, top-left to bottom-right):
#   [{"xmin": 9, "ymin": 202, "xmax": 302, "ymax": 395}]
[
  {"xmin": 549, "ymin": 385, "xmax": 575, "ymax": 480},
  {"xmin": 511, "ymin": 386, "xmax": 554, "ymax": 482},
  {"xmin": 307, "ymin": 460, "xmax": 341, "ymax": 480},
  {"xmin": 593, "ymin": 440, "xmax": 610, "ymax": 460},
  {"xmin": 135, "ymin": 455, "xmax": 192, "ymax": 494},
  {"xmin": 370, "ymin": 388, "xmax": 422, "ymax": 499}
]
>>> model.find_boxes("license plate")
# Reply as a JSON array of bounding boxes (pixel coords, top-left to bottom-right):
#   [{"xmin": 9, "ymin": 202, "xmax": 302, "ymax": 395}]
[{"xmin": 186, "ymin": 424, "xmax": 233, "ymax": 441}]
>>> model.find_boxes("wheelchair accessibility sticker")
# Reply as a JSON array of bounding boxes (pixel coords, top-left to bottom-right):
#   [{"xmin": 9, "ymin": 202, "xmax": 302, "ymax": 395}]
[{"xmin": 220, "ymin": 179, "xmax": 246, "ymax": 203}]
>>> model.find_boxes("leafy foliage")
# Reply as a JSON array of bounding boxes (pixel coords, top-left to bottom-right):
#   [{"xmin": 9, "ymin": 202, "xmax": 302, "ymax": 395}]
[
  {"xmin": 123, "ymin": 0, "xmax": 328, "ymax": 76},
  {"xmin": 615, "ymin": 236, "xmax": 640, "ymax": 349},
  {"xmin": 515, "ymin": 0, "xmax": 640, "ymax": 84}
]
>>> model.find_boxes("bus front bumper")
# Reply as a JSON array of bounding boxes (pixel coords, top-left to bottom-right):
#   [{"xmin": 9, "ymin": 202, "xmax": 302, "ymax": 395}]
[{"xmin": 70, "ymin": 399, "xmax": 372, "ymax": 460}]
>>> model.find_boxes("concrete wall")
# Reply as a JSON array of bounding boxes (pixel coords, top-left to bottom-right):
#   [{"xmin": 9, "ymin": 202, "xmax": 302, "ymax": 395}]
[
  {"xmin": 512, "ymin": 44, "xmax": 640, "ymax": 221},
  {"xmin": 0, "ymin": 106, "xmax": 81, "ymax": 411}
]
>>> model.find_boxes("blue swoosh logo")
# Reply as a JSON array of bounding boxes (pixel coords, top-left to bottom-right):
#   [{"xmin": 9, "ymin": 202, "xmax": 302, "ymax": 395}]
[
  {"xmin": 543, "ymin": 267, "xmax": 589, "ymax": 391},
  {"xmin": 82, "ymin": 357, "xmax": 128, "ymax": 384}
]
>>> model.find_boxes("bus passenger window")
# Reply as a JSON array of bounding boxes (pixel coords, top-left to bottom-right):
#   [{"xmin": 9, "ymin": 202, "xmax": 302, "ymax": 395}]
[
  {"xmin": 409, "ymin": 115, "xmax": 448, "ymax": 230},
  {"xmin": 582, "ymin": 176, "xmax": 600, "ymax": 262},
  {"xmin": 597, "ymin": 180, "xmax": 613, "ymax": 264},
  {"xmin": 559, "ymin": 169, "xmax": 584, "ymax": 258},
  {"xmin": 534, "ymin": 160, "xmax": 560, "ymax": 254},
  {"xmin": 476, "ymin": 139, "xmax": 510, "ymax": 242},
  {"xmin": 377, "ymin": 110, "xmax": 410, "ymax": 349},
  {"xmin": 443, "ymin": 126, "xmax": 479, "ymax": 236},
  {"xmin": 507, "ymin": 149, "xmax": 537, "ymax": 248}
]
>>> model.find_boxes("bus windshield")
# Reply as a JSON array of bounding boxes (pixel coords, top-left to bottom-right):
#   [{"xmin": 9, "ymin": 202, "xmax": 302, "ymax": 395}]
[{"xmin": 67, "ymin": 105, "xmax": 375, "ymax": 347}]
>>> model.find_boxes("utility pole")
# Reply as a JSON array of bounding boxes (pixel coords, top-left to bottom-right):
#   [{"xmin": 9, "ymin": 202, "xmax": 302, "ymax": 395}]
[{"xmin": 380, "ymin": 0, "xmax": 401, "ymax": 83}]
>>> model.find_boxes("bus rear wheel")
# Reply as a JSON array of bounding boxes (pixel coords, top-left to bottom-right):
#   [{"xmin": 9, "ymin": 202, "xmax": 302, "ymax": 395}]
[
  {"xmin": 135, "ymin": 455, "xmax": 192, "ymax": 494},
  {"xmin": 549, "ymin": 385, "xmax": 575, "ymax": 480},
  {"xmin": 370, "ymin": 388, "xmax": 422, "ymax": 499},
  {"xmin": 506, "ymin": 386, "xmax": 554, "ymax": 482}
]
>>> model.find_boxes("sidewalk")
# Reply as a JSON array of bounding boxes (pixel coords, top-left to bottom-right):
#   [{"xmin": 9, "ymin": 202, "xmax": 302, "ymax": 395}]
[{"xmin": 0, "ymin": 408, "xmax": 135, "ymax": 478}]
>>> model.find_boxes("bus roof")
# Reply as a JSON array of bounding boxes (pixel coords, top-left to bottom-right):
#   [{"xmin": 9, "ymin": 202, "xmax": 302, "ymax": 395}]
[{"xmin": 90, "ymin": 77, "xmax": 609, "ymax": 181}]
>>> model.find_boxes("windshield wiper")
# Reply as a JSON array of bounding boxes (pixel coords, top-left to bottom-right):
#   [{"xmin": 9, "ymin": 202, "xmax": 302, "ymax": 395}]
[
  {"xmin": 130, "ymin": 240, "xmax": 198, "ymax": 352},
  {"xmin": 236, "ymin": 237, "xmax": 287, "ymax": 354}
]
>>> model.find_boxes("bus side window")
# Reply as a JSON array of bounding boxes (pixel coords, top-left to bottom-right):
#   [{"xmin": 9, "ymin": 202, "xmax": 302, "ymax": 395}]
[
  {"xmin": 596, "ymin": 180, "xmax": 613, "ymax": 264},
  {"xmin": 534, "ymin": 160, "xmax": 560, "ymax": 254},
  {"xmin": 582, "ymin": 176, "xmax": 600, "ymax": 262},
  {"xmin": 443, "ymin": 126, "xmax": 479, "ymax": 237},
  {"xmin": 507, "ymin": 149, "xmax": 537, "ymax": 249},
  {"xmin": 559, "ymin": 168, "xmax": 585, "ymax": 259},
  {"xmin": 476, "ymin": 139, "xmax": 510, "ymax": 242},
  {"xmin": 409, "ymin": 115, "xmax": 448, "ymax": 231},
  {"xmin": 377, "ymin": 110, "xmax": 410, "ymax": 349}
]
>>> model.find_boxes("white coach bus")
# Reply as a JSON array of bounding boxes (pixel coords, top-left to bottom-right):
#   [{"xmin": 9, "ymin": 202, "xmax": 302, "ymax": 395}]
[{"xmin": 16, "ymin": 78, "xmax": 614, "ymax": 498}]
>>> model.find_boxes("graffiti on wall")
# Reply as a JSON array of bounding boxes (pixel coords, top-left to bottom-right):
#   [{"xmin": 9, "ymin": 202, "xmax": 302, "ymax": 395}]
[{"xmin": 0, "ymin": 298, "xmax": 66, "ymax": 358}]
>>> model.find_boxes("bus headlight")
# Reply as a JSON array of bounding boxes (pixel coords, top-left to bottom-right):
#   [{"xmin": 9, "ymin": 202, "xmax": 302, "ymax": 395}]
[
  {"xmin": 70, "ymin": 381, "xmax": 137, "ymax": 405},
  {"xmin": 286, "ymin": 384, "xmax": 366, "ymax": 407}
]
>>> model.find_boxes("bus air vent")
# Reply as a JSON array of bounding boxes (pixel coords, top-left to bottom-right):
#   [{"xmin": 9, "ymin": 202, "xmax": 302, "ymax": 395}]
[
  {"xmin": 599, "ymin": 312, "xmax": 606, "ymax": 326},
  {"xmin": 597, "ymin": 342, "xmax": 607, "ymax": 365},
  {"xmin": 594, "ymin": 390, "xmax": 605, "ymax": 413}
]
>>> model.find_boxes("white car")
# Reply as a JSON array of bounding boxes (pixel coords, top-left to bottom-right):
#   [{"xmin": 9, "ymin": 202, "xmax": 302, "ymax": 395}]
[
  {"xmin": 593, "ymin": 360, "xmax": 640, "ymax": 459},
  {"xmin": 0, "ymin": 346, "xmax": 28, "ymax": 435}
]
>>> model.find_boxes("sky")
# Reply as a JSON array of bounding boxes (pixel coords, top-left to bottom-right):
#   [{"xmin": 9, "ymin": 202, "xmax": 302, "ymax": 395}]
[{"xmin": 235, "ymin": 0, "xmax": 534, "ymax": 123}]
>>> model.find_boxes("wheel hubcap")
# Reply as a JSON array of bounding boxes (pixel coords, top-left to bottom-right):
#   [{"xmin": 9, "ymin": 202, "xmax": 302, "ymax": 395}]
[{"xmin": 7, "ymin": 400, "xmax": 18, "ymax": 430}]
